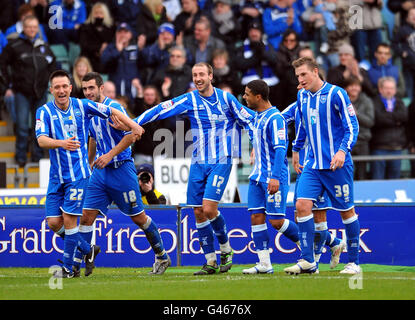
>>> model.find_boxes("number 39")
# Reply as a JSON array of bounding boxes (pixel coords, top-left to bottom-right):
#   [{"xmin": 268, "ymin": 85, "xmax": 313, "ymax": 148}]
[{"xmin": 334, "ymin": 184, "xmax": 349, "ymax": 198}]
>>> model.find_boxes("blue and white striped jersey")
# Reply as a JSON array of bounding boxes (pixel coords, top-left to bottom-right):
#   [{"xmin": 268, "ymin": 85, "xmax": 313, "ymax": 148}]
[
  {"xmin": 135, "ymin": 87, "xmax": 255, "ymax": 164},
  {"xmin": 35, "ymin": 97, "xmax": 112, "ymax": 183},
  {"xmin": 89, "ymin": 96, "xmax": 132, "ymax": 163},
  {"xmin": 281, "ymin": 101, "xmax": 309, "ymax": 167},
  {"xmin": 249, "ymin": 107, "xmax": 289, "ymax": 184},
  {"xmin": 292, "ymin": 82, "xmax": 359, "ymax": 169}
]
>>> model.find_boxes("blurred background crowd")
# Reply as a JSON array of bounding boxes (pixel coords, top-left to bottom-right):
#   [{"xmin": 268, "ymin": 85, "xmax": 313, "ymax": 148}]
[{"xmin": 0, "ymin": 0, "xmax": 414, "ymax": 181}]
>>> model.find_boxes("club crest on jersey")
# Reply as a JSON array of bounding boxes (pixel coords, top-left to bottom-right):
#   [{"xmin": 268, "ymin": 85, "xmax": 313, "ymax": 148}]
[
  {"xmin": 161, "ymin": 100, "xmax": 174, "ymax": 109},
  {"xmin": 320, "ymin": 95, "xmax": 327, "ymax": 104}
]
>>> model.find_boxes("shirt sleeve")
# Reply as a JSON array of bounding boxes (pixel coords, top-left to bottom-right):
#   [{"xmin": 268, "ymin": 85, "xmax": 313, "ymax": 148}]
[
  {"xmin": 292, "ymin": 93, "xmax": 307, "ymax": 152},
  {"xmin": 334, "ymin": 88, "xmax": 360, "ymax": 154},
  {"xmin": 82, "ymin": 99, "xmax": 112, "ymax": 119},
  {"xmin": 135, "ymin": 93, "xmax": 190, "ymax": 125},
  {"xmin": 35, "ymin": 107, "xmax": 50, "ymax": 138},
  {"xmin": 227, "ymin": 92, "xmax": 256, "ymax": 131},
  {"xmin": 268, "ymin": 114, "xmax": 287, "ymax": 180}
]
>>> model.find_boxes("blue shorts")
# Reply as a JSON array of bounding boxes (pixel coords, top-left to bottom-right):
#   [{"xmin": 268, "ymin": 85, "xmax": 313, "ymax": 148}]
[
  {"xmin": 296, "ymin": 165, "xmax": 354, "ymax": 211},
  {"xmin": 186, "ymin": 162, "xmax": 232, "ymax": 206},
  {"xmin": 45, "ymin": 177, "xmax": 89, "ymax": 217},
  {"xmin": 83, "ymin": 160, "xmax": 144, "ymax": 216},
  {"xmin": 294, "ymin": 173, "xmax": 333, "ymax": 211},
  {"xmin": 247, "ymin": 180, "xmax": 288, "ymax": 219}
]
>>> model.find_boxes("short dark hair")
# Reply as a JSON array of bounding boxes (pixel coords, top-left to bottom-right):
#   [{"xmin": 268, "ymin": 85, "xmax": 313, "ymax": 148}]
[
  {"xmin": 82, "ymin": 72, "xmax": 104, "ymax": 87},
  {"xmin": 49, "ymin": 69, "xmax": 71, "ymax": 84},
  {"xmin": 246, "ymin": 79, "xmax": 269, "ymax": 101}
]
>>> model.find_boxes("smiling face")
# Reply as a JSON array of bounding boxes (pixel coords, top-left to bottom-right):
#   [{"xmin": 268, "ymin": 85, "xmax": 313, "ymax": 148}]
[
  {"xmin": 82, "ymin": 79, "xmax": 103, "ymax": 102},
  {"xmin": 50, "ymin": 76, "xmax": 72, "ymax": 109},
  {"xmin": 243, "ymin": 87, "xmax": 259, "ymax": 110},
  {"xmin": 192, "ymin": 64, "xmax": 213, "ymax": 96}
]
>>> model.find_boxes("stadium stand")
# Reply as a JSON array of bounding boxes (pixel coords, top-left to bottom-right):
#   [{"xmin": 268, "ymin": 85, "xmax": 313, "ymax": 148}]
[{"xmin": 0, "ymin": 0, "xmax": 414, "ymax": 188}]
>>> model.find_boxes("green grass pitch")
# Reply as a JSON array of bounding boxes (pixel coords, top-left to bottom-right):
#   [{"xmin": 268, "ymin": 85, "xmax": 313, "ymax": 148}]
[{"xmin": 1, "ymin": 264, "xmax": 414, "ymax": 300}]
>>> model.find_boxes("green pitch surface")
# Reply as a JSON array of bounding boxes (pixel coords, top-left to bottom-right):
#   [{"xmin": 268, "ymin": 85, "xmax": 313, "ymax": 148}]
[{"xmin": 1, "ymin": 264, "xmax": 414, "ymax": 300}]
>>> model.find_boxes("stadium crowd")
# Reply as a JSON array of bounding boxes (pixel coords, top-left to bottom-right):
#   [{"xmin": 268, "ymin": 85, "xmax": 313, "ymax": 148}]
[{"xmin": 0, "ymin": 0, "xmax": 414, "ymax": 180}]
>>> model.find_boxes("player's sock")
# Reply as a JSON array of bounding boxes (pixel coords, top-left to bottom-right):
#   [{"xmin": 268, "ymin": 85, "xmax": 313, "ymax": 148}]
[
  {"xmin": 314, "ymin": 222, "xmax": 328, "ymax": 262},
  {"xmin": 141, "ymin": 217, "xmax": 168, "ymax": 260},
  {"xmin": 257, "ymin": 249, "xmax": 271, "ymax": 266},
  {"xmin": 297, "ymin": 214, "xmax": 315, "ymax": 263},
  {"xmin": 72, "ymin": 224, "xmax": 94, "ymax": 269},
  {"xmin": 62, "ymin": 227, "xmax": 79, "ymax": 272},
  {"xmin": 79, "ymin": 224, "xmax": 93, "ymax": 244},
  {"xmin": 252, "ymin": 223, "xmax": 269, "ymax": 251},
  {"xmin": 278, "ymin": 219, "xmax": 300, "ymax": 243},
  {"xmin": 343, "ymin": 215, "xmax": 360, "ymax": 265},
  {"xmin": 55, "ymin": 226, "xmax": 65, "ymax": 239},
  {"xmin": 196, "ymin": 220, "xmax": 216, "ymax": 263},
  {"xmin": 325, "ymin": 231, "xmax": 341, "ymax": 248},
  {"xmin": 210, "ymin": 211, "xmax": 231, "ymax": 252}
]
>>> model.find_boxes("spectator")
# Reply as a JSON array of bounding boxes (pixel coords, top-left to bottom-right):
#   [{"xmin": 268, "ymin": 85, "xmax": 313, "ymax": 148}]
[
  {"xmin": 327, "ymin": 43, "xmax": 377, "ymax": 97},
  {"xmin": 407, "ymin": 97, "xmax": 415, "ymax": 178},
  {"xmin": 183, "ymin": 16, "xmax": 226, "ymax": 64},
  {"xmin": 211, "ymin": 0, "xmax": 241, "ymax": 45},
  {"xmin": 163, "ymin": 0, "xmax": 183, "ymax": 21},
  {"xmin": 323, "ymin": 4, "xmax": 353, "ymax": 73},
  {"xmin": 103, "ymin": 80, "xmax": 117, "ymax": 99},
  {"xmin": 174, "ymin": 0, "xmax": 212, "ymax": 37},
  {"xmin": 136, "ymin": 163, "xmax": 167, "ymax": 205},
  {"xmin": 237, "ymin": 0, "xmax": 265, "ymax": 41},
  {"xmin": 387, "ymin": 0, "xmax": 414, "ymax": 26},
  {"xmin": 139, "ymin": 23, "xmax": 188, "ymax": 81},
  {"xmin": 71, "ymin": 56, "xmax": 93, "ymax": 98},
  {"xmin": 101, "ymin": 22, "xmax": 142, "ymax": 102},
  {"xmin": 30, "ymin": 0, "xmax": 50, "ymax": 27},
  {"xmin": 136, "ymin": 0, "xmax": 169, "ymax": 47},
  {"xmin": 344, "ymin": 76, "xmax": 375, "ymax": 180},
  {"xmin": 110, "ymin": 0, "xmax": 142, "ymax": 34},
  {"xmin": 150, "ymin": 46, "xmax": 192, "ymax": 99},
  {"xmin": 5, "ymin": 3, "xmax": 49, "ymax": 42},
  {"xmin": 78, "ymin": 2, "xmax": 115, "ymax": 72},
  {"xmin": 371, "ymin": 77, "xmax": 408, "ymax": 180},
  {"xmin": 349, "ymin": 0, "xmax": 383, "ymax": 62},
  {"xmin": 211, "ymin": 48, "xmax": 242, "ymax": 96},
  {"xmin": 47, "ymin": 0, "xmax": 87, "ymax": 49},
  {"xmin": 392, "ymin": 7, "xmax": 415, "ymax": 99},
  {"xmin": 0, "ymin": 0, "xmax": 14, "ymax": 33},
  {"xmin": 132, "ymin": 85, "xmax": 164, "ymax": 164},
  {"xmin": 274, "ymin": 29, "xmax": 301, "ymax": 110},
  {"xmin": 0, "ymin": 15, "xmax": 56, "ymax": 167},
  {"xmin": 262, "ymin": 0, "xmax": 302, "ymax": 50},
  {"xmin": 301, "ymin": 0, "xmax": 337, "ymax": 56},
  {"xmin": 234, "ymin": 21, "xmax": 280, "ymax": 107},
  {"xmin": 367, "ymin": 43, "xmax": 406, "ymax": 98},
  {"xmin": 0, "ymin": 31, "xmax": 7, "ymax": 54}
]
